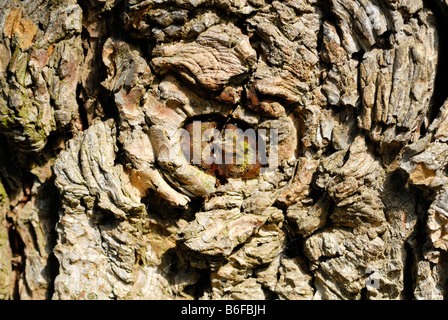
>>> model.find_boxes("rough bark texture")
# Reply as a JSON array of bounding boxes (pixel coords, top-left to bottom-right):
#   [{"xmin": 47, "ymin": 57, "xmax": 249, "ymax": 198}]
[{"xmin": 1, "ymin": 0, "xmax": 448, "ymax": 300}]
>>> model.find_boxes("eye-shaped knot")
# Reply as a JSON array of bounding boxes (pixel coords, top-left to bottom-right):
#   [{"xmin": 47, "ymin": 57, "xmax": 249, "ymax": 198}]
[{"xmin": 181, "ymin": 116, "xmax": 264, "ymax": 181}]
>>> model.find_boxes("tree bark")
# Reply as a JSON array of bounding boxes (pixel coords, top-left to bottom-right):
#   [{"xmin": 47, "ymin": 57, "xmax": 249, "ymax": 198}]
[{"xmin": 1, "ymin": 0, "xmax": 448, "ymax": 300}]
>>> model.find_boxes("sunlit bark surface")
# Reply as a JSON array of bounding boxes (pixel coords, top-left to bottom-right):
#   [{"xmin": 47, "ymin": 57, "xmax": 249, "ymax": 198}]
[{"xmin": 1, "ymin": 0, "xmax": 448, "ymax": 300}]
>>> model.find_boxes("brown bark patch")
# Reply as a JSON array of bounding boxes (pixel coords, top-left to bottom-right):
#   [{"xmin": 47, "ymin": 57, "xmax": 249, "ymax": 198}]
[{"xmin": 4, "ymin": 8, "xmax": 38, "ymax": 51}]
